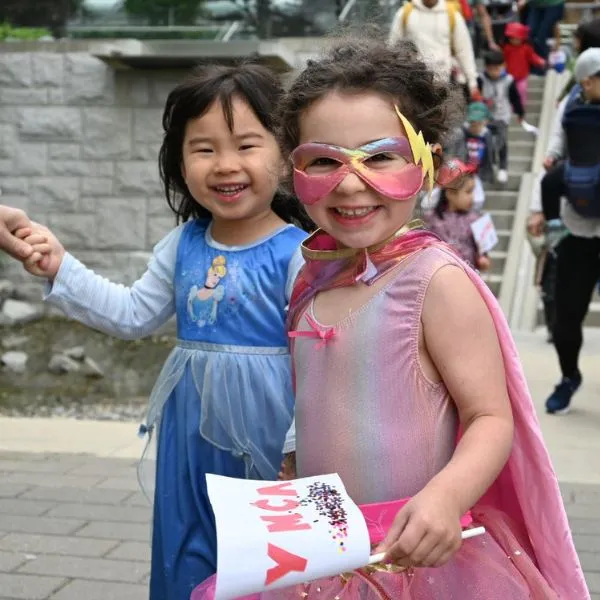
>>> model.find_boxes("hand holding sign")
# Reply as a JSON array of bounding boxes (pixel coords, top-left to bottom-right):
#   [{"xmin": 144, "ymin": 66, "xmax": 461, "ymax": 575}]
[
  {"xmin": 206, "ymin": 474, "xmax": 370, "ymax": 600},
  {"xmin": 199, "ymin": 475, "xmax": 486, "ymax": 600},
  {"xmin": 471, "ymin": 213, "xmax": 498, "ymax": 256}
]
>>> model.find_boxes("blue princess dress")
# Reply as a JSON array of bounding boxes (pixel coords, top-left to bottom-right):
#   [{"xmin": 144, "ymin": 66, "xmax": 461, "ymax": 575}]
[{"xmin": 43, "ymin": 219, "xmax": 306, "ymax": 600}]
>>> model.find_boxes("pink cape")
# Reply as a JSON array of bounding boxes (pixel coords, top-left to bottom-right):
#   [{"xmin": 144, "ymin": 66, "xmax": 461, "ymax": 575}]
[{"xmin": 192, "ymin": 233, "xmax": 588, "ymax": 599}]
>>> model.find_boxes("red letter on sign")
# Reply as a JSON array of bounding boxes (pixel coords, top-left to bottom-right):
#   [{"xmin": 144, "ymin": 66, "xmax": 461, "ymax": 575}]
[
  {"xmin": 257, "ymin": 482, "xmax": 297, "ymax": 497},
  {"xmin": 260, "ymin": 513, "xmax": 311, "ymax": 533},
  {"xmin": 265, "ymin": 543, "xmax": 308, "ymax": 585},
  {"xmin": 253, "ymin": 499, "xmax": 300, "ymax": 512}
]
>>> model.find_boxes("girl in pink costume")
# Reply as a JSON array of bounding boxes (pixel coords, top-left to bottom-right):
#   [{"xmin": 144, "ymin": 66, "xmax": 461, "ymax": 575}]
[{"xmin": 193, "ymin": 38, "xmax": 587, "ymax": 600}]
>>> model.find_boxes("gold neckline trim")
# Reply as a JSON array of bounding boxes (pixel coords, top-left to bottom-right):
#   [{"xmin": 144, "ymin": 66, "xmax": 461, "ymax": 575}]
[{"xmin": 301, "ymin": 219, "xmax": 424, "ymax": 261}]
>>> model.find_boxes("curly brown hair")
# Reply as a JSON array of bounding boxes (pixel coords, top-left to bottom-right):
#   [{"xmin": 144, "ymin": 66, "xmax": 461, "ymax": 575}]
[{"xmin": 278, "ymin": 36, "xmax": 464, "ymax": 156}]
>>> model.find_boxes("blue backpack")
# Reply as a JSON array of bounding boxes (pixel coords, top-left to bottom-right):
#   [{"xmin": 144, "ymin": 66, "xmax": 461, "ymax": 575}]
[{"xmin": 562, "ymin": 85, "xmax": 600, "ymax": 218}]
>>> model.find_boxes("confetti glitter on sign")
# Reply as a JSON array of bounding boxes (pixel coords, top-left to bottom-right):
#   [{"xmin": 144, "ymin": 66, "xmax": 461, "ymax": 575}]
[{"xmin": 299, "ymin": 482, "xmax": 349, "ymax": 552}]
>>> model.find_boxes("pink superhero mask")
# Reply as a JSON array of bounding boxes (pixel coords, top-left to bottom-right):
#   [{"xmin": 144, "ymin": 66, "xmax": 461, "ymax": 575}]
[{"xmin": 291, "ymin": 136, "xmax": 427, "ymax": 206}]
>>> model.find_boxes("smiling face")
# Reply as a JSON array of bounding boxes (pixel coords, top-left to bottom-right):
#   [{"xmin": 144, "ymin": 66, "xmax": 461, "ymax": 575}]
[
  {"xmin": 181, "ymin": 97, "xmax": 283, "ymax": 224},
  {"xmin": 296, "ymin": 91, "xmax": 423, "ymax": 249}
]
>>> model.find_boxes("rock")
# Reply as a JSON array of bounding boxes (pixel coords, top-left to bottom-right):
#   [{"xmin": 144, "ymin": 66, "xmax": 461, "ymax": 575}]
[
  {"xmin": 83, "ymin": 356, "xmax": 104, "ymax": 378},
  {"xmin": 1, "ymin": 351, "xmax": 28, "ymax": 373},
  {"xmin": 48, "ymin": 354, "xmax": 80, "ymax": 374},
  {"xmin": 1, "ymin": 299, "xmax": 42, "ymax": 325},
  {"xmin": 2, "ymin": 335, "xmax": 29, "ymax": 349},
  {"xmin": 0, "ymin": 279, "xmax": 15, "ymax": 300},
  {"xmin": 64, "ymin": 346, "xmax": 86, "ymax": 361},
  {"xmin": 19, "ymin": 107, "xmax": 82, "ymax": 141}
]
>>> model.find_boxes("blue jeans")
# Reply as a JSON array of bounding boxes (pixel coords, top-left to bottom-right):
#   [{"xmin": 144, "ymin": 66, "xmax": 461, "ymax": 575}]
[{"xmin": 526, "ymin": 3, "xmax": 565, "ymax": 59}]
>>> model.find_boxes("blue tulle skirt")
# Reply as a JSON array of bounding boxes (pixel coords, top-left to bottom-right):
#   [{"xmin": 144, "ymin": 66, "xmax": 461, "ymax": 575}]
[{"xmin": 142, "ymin": 341, "xmax": 294, "ymax": 600}]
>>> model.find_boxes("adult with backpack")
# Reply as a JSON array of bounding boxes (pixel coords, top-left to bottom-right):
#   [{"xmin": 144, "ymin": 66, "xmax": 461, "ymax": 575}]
[
  {"xmin": 534, "ymin": 48, "xmax": 600, "ymax": 415},
  {"xmin": 389, "ymin": 0, "xmax": 479, "ymax": 99}
]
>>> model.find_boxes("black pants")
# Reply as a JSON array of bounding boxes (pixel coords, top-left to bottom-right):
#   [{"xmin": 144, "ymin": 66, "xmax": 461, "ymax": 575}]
[
  {"xmin": 541, "ymin": 161, "xmax": 565, "ymax": 220},
  {"xmin": 553, "ymin": 234, "xmax": 600, "ymax": 377},
  {"xmin": 488, "ymin": 120, "xmax": 508, "ymax": 169},
  {"xmin": 541, "ymin": 251, "xmax": 557, "ymax": 333}
]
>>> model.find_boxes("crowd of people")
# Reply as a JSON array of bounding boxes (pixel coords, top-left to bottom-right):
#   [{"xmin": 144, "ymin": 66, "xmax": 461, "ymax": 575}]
[
  {"xmin": 392, "ymin": 0, "xmax": 600, "ymax": 421},
  {"xmin": 0, "ymin": 9, "xmax": 598, "ymax": 600}
]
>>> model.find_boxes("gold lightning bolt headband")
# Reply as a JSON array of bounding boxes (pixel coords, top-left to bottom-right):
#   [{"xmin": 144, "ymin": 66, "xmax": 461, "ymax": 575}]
[{"xmin": 290, "ymin": 106, "xmax": 435, "ymax": 205}]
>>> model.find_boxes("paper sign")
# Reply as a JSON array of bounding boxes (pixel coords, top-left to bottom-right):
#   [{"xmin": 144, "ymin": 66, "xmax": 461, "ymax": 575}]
[
  {"xmin": 207, "ymin": 473, "xmax": 371, "ymax": 600},
  {"xmin": 471, "ymin": 213, "xmax": 498, "ymax": 255}
]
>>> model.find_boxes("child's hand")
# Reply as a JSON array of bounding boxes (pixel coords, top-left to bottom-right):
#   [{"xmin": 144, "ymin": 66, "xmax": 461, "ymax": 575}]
[
  {"xmin": 527, "ymin": 211, "xmax": 545, "ymax": 236},
  {"xmin": 476, "ymin": 255, "xmax": 491, "ymax": 271},
  {"xmin": 375, "ymin": 487, "xmax": 462, "ymax": 568},
  {"xmin": 278, "ymin": 453, "xmax": 296, "ymax": 480},
  {"xmin": 16, "ymin": 223, "xmax": 65, "ymax": 280}
]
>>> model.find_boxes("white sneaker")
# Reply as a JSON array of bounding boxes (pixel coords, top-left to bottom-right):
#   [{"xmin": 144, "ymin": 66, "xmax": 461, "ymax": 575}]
[{"xmin": 497, "ymin": 169, "xmax": 508, "ymax": 184}]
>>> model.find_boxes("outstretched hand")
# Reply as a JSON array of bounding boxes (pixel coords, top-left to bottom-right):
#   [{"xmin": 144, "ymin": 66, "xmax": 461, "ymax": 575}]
[
  {"xmin": 374, "ymin": 487, "xmax": 462, "ymax": 568},
  {"xmin": 0, "ymin": 205, "xmax": 34, "ymax": 260}
]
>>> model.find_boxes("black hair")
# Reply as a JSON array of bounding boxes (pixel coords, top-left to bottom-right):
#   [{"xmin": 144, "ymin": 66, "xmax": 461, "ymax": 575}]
[
  {"xmin": 434, "ymin": 189, "xmax": 450, "ymax": 219},
  {"xmin": 158, "ymin": 63, "xmax": 313, "ymax": 231},
  {"xmin": 575, "ymin": 17, "xmax": 600, "ymax": 53},
  {"xmin": 484, "ymin": 50, "xmax": 505, "ymax": 66},
  {"xmin": 278, "ymin": 36, "xmax": 463, "ymax": 157}
]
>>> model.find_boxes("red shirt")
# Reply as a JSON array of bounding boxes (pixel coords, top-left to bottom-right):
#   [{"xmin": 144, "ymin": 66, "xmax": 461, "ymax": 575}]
[{"xmin": 503, "ymin": 43, "xmax": 545, "ymax": 82}]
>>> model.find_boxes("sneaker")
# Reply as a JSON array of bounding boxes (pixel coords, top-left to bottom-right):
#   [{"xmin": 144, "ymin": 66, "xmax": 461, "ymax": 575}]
[
  {"xmin": 497, "ymin": 169, "xmax": 508, "ymax": 184},
  {"xmin": 545, "ymin": 373, "xmax": 582, "ymax": 414}
]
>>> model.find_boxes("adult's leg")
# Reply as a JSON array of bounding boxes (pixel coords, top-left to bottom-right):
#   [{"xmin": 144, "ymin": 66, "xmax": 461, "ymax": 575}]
[
  {"xmin": 526, "ymin": 6, "xmax": 543, "ymax": 52},
  {"xmin": 528, "ymin": 4, "xmax": 565, "ymax": 58},
  {"xmin": 553, "ymin": 235, "xmax": 600, "ymax": 378}
]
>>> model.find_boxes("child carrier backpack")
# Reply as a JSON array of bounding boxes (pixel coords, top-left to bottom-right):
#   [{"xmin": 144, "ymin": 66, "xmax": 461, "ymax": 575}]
[{"xmin": 562, "ymin": 86, "xmax": 600, "ymax": 218}]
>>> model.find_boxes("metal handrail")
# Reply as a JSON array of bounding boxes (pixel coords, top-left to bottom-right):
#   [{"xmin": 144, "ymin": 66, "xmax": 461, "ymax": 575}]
[
  {"xmin": 220, "ymin": 21, "xmax": 242, "ymax": 42},
  {"xmin": 502, "ymin": 71, "xmax": 571, "ymax": 330},
  {"xmin": 338, "ymin": 0, "xmax": 359, "ymax": 22}
]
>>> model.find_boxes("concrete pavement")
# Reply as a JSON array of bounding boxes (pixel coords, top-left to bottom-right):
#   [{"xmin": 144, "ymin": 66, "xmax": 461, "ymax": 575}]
[{"xmin": 0, "ymin": 328, "xmax": 599, "ymax": 599}]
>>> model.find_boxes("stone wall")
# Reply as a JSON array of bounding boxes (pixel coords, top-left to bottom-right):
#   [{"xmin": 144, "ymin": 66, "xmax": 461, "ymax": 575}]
[{"xmin": 0, "ymin": 50, "xmax": 184, "ymax": 293}]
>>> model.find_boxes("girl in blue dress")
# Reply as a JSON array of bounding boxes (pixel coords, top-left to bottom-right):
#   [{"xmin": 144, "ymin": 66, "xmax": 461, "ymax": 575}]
[{"xmin": 12, "ymin": 63, "xmax": 311, "ymax": 599}]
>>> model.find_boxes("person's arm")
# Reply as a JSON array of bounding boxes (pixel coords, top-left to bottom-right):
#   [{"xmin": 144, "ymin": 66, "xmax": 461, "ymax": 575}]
[
  {"xmin": 376, "ymin": 265, "xmax": 513, "ymax": 567},
  {"xmin": 508, "ymin": 79, "xmax": 525, "ymax": 120},
  {"xmin": 43, "ymin": 226, "xmax": 183, "ymax": 340},
  {"xmin": 389, "ymin": 6, "xmax": 406, "ymax": 45},
  {"xmin": 475, "ymin": 2, "xmax": 498, "ymax": 50},
  {"xmin": 545, "ymin": 96, "xmax": 567, "ymax": 162},
  {"xmin": 0, "ymin": 205, "xmax": 34, "ymax": 260},
  {"xmin": 528, "ymin": 45, "xmax": 546, "ymax": 69},
  {"xmin": 476, "ymin": 74, "xmax": 484, "ymax": 93},
  {"xmin": 557, "ymin": 75, "xmax": 575, "ymax": 103},
  {"xmin": 452, "ymin": 13, "xmax": 479, "ymax": 92}
]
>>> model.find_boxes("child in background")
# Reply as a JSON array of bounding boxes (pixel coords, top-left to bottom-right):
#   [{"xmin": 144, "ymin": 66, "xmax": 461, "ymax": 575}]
[
  {"xmin": 194, "ymin": 36, "xmax": 588, "ymax": 600},
  {"xmin": 448, "ymin": 101, "xmax": 495, "ymax": 183},
  {"xmin": 12, "ymin": 64, "xmax": 311, "ymax": 599},
  {"xmin": 478, "ymin": 49, "xmax": 526, "ymax": 182},
  {"xmin": 424, "ymin": 167, "xmax": 492, "ymax": 271},
  {"xmin": 503, "ymin": 21, "xmax": 546, "ymax": 106}
]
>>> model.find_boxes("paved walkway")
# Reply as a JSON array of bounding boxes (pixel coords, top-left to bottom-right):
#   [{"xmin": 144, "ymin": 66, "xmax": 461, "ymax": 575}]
[{"xmin": 0, "ymin": 328, "xmax": 599, "ymax": 599}]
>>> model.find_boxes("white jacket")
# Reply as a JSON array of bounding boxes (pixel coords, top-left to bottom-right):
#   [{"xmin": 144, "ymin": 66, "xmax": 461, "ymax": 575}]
[{"xmin": 389, "ymin": 0, "xmax": 478, "ymax": 91}]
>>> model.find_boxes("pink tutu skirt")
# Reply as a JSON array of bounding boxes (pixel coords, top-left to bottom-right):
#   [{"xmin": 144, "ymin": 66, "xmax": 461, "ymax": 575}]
[{"xmin": 191, "ymin": 504, "xmax": 558, "ymax": 600}]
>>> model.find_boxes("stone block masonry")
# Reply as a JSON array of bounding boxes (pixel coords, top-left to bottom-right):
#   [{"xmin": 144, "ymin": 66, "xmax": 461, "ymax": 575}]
[{"xmin": 0, "ymin": 51, "xmax": 186, "ymax": 290}]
